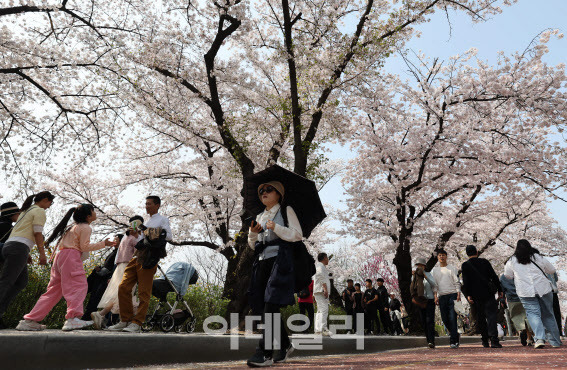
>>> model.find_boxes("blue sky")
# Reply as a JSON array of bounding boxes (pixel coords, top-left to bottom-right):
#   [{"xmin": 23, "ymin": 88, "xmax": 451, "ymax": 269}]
[{"xmin": 320, "ymin": 0, "xmax": 567, "ymax": 234}]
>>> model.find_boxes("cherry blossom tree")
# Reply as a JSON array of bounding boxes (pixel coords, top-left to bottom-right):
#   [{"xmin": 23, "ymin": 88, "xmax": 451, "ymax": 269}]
[
  {"xmin": 344, "ymin": 32, "xmax": 567, "ymax": 311},
  {"xmin": 2, "ymin": 0, "xmax": 517, "ymax": 321}
]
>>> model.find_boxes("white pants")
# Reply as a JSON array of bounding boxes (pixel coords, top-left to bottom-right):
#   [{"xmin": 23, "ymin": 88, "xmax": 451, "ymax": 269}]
[{"xmin": 314, "ymin": 292, "xmax": 329, "ymax": 332}]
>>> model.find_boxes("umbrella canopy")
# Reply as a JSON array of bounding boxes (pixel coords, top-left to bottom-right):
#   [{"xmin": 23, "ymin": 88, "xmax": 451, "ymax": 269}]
[{"xmin": 243, "ymin": 165, "xmax": 326, "ymax": 238}]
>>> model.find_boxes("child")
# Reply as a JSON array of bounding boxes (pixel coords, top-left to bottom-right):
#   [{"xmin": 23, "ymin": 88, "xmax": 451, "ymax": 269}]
[
  {"xmin": 16, "ymin": 204, "xmax": 115, "ymax": 331},
  {"xmin": 91, "ymin": 215, "xmax": 144, "ymax": 329}
]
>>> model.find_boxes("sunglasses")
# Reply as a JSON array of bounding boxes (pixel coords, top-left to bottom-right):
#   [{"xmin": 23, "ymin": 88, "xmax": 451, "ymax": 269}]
[{"xmin": 259, "ymin": 186, "xmax": 276, "ymax": 195}]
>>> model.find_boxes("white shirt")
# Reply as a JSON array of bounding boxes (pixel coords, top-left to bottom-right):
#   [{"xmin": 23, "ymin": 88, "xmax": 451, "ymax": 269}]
[
  {"xmin": 144, "ymin": 213, "xmax": 172, "ymax": 241},
  {"xmin": 431, "ymin": 265, "xmax": 460, "ymax": 296},
  {"xmin": 504, "ymin": 254, "xmax": 555, "ymax": 297},
  {"xmin": 247, "ymin": 204, "xmax": 303, "ymax": 249},
  {"xmin": 313, "ymin": 261, "xmax": 331, "ymax": 294}
]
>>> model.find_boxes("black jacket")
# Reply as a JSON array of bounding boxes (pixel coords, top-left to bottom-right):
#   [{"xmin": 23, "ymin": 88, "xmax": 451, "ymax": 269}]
[
  {"xmin": 376, "ymin": 285, "xmax": 389, "ymax": 308},
  {"xmin": 461, "ymin": 257, "xmax": 502, "ymax": 300},
  {"xmin": 135, "ymin": 229, "xmax": 167, "ymax": 269},
  {"xmin": 389, "ymin": 298, "xmax": 402, "ymax": 311},
  {"xmin": 0, "ymin": 218, "xmax": 13, "ymax": 243}
]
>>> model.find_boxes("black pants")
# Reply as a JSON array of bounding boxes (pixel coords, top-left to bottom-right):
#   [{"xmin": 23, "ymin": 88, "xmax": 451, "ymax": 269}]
[
  {"xmin": 255, "ymin": 257, "xmax": 290, "ymax": 356},
  {"xmin": 474, "ymin": 297, "xmax": 498, "ymax": 341},
  {"xmin": 553, "ymin": 293, "xmax": 562, "ymax": 334},
  {"xmin": 365, "ymin": 306, "xmax": 379, "ymax": 333},
  {"xmin": 379, "ymin": 306, "xmax": 392, "ymax": 334},
  {"xmin": 419, "ymin": 299, "xmax": 436, "ymax": 344},
  {"xmin": 298, "ymin": 302, "xmax": 314, "ymax": 333},
  {"xmin": 344, "ymin": 306, "xmax": 354, "ymax": 332},
  {"xmin": 0, "ymin": 242, "xmax": 29, "ymax": 318},
  {"xmin": 81, "ymin": 269, "xmax": 110, "ymax": 320}
]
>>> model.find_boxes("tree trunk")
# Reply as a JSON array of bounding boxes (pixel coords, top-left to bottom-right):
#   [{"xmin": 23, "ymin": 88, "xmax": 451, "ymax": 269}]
[
  {"xmin": 393, "ymin": 237, "xmax": 422, "ymax": 333},
  {"xmin": 221, "ymin": 223, "xmax": 255, "ymax": 329}
]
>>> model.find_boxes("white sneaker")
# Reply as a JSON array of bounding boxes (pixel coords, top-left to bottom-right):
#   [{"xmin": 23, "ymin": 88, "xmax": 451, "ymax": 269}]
[
  {"xmin": 16, "ymin": 320, "xmax": 46, "ymax": 331},
  {"xmin": 123, "ymin": 322, "xmax": 141, "ymax": 333},
  {"xmin": 62, "ymin": 318, "xmax": 93, "ymax": 331},
  {"xmin": 107, "ymin": 321, "xmax": 129, "ymax": 331},
  {"xmin": 534, "ymin": 339, "xmax": 545, "ymax": 349},
  {"xmin": 91, "ymin": 311, "xmax": 104, "ymax": 330}
]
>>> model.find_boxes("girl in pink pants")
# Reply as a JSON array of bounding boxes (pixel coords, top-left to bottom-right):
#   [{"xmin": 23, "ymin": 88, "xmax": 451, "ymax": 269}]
[{"xmin": 16, "ymin": 204, "xmax": 115, "ymax": 331}]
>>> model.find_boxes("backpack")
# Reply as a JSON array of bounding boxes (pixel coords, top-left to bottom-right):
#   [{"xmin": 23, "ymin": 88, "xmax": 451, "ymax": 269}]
[
  {"xmin": 279, "ymin": 205, "xmax": 316, "ymax": 293},
  {"xmin": 297, "ymin": 286, "xmax": 311, "ymax": 299}
]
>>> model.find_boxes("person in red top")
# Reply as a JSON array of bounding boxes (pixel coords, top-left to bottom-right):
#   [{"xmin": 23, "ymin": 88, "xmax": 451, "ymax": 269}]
[{"xmin": 298, "ymin": 280, "xmax": 314, "ymax": 333}]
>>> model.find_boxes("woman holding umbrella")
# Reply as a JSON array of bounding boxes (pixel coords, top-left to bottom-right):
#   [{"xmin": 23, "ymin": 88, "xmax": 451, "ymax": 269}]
[{"xmin": 247, "ymin": 180, "xmax": 302, "ymax": 367}]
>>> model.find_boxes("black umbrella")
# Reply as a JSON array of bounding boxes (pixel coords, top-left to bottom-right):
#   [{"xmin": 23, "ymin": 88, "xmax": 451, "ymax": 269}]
[{"xmin": 243, "ymin": 165, "xmax": 326, "ymax": 238}]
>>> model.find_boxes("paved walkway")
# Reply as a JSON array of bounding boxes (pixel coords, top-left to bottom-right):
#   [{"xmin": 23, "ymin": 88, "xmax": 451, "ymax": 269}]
[{"xmin": 149, "ymin": 343, "xmax": 566, "ymax": 369}]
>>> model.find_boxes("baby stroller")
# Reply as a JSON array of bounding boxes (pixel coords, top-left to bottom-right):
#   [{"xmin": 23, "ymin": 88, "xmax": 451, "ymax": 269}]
[{"xmin": 142, "ymin": 261, "xmax": 199, "ymax": 333}]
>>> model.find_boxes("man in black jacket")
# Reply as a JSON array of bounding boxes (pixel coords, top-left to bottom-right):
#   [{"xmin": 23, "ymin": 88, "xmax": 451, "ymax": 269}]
[
  {"xmin": 461, "ymin": 245, "xmax": 503, "ymax": 348},
  {"xmin": 376, "ymin": 278, "xmax": 392, "ymax": 335},
  {"xmin": 81, "ymin": 236, "xmax": 120, "ymax": 321}
]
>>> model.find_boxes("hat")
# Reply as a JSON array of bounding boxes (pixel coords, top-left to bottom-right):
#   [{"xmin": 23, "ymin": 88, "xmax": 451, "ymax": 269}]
[
  {"xmin": 414, "ymin": 257, "xmax": 427, "ymax": 266},
  {"xmin": 1, "ymin": 202, "xmax": 19, "ymax": 217},
  {"xmin": 465, "ymin": 245, "xmax": 478, "ymax": 256},
  {"xmin": 258, "ymin": 181, "xmax": 285, "ymax": 200}
]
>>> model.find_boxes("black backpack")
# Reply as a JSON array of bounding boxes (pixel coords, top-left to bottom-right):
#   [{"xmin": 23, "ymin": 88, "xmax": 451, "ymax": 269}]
[
  {"xmin": 279, "ymin": 206, "xmax": 316, "ymax": 293},
  {"xmin": 297, "ymin": 285, "xmax": 311, "ymax": 299}
]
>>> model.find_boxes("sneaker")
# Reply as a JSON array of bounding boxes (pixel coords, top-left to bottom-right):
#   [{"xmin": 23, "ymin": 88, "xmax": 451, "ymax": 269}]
[
  {"xmin": 16, "ymin": 320, "xmax": 46, "ymax": 331},
  {"xmin": 520, "ymin": 331, "xmax": 528, "ymax": 346},
  {"xmin": 551, "ymin": 343, "xmax": 562, "ymax": 348},
  {"xmin": 527, "ymin": 340, "xmax": 534, "ymax": 346},
  {"xmin": 273, "ymin": 343, "xmax": 294, "ymax": 363},
  {"xmin": 247, "ymin": 348, "xmax": 273, "ymax": 367},
  {"xmin": 62, "ymin": 318, "xmax": 93, "ymax": 331},
  {"xmin": 107, "ymin": 321, "xmax": 129, "ymax": 331},
  {"xmin": 123, "ymin": 322, "xmax": 141, "ymax": 333},
  {"xmin": 491, "ymin": 341, "xmax": 503, "ymax": 348},
  {"xmin": 428, "ymin": 342, "xmax": 435, "ymax": 349},
  {"xmin": 534, "ymin": 339, "xmax": 545, "ymax": 349},
  {"xmin": 450, "ymin": 343, "xmax": 458, "ymax": 349},
  {"xmin": 91, "ymin": 311, "xmax": 104, "ymax": 330},
  {"xmin": 321, "ymin": 329, "xmax": 332, "ymax": 336}
]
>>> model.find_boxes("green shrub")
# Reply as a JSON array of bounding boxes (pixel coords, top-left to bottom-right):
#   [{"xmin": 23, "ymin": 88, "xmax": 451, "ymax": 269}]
[
  {"xmin": 147, "ymin": 283, "xmax": 230, "ymax": 332},
  {"xmin": 2, "ymin": 264, "xmax": 67, "ymax": 329}
]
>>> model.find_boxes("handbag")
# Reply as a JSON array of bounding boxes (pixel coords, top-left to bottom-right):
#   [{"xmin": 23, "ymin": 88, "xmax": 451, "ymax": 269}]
[
  {"xmin": 532, "ymin": 260, "xmax": 556, "ymax": 292},
  {"xmin": 412, "ymin": 297, "xmax": 427, "ymax": 309}
]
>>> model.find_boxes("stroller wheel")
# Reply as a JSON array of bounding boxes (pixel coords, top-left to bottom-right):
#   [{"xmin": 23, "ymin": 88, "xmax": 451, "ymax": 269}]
[
  {"xmin": 142, "ymin": 321, "xmax": 154, "ymax": 332},
  {"xmin": 160, "ymin": 314, "xmax": 175, "ymax": 332},
  {"xmin": 186, "ymin": 317, "xmax": 197, "ymax": 333}
]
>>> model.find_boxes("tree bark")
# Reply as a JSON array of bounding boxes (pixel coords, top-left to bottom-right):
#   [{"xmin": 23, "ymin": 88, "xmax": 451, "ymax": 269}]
[
  {"xmin": 393, "ymin": 237, "xmax": 422, "ymax": 332},
  {"xmin": 221, "ymin": 222, "xmax": 255, "ymax": 329}
]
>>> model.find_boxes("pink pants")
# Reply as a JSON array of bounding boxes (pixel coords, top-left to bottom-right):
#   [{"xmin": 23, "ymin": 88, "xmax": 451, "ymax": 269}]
[{"xmin": 24, "ymin": 249, "xmax": 88, "ymax": 321}]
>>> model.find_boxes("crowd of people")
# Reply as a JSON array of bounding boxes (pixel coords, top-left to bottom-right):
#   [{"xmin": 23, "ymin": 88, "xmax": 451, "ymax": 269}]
[
  {"xmin": 0, "ymin": 193, "xmax": 172, "ymax": 333},
  {"xmin": 0, "ymin": 179, "xmax": 564, "ymax": 369},
  {"xmin": 411, "ymin": 243, "xmax": 563, "ymax": 350}
]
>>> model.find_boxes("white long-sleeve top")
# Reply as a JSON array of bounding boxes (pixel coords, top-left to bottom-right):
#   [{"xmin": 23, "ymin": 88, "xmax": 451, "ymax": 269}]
[
  {"xmin": 313, "ymin": 261, "xmax": 331, "ymax": 294},
  {"xmin": 247, "ymin": 204, "xmax": 303, "ymax": 249},
  {"xmin": 431, "ymin": 265, "xmax": 460, "ymax": 296},
  {"xmin": 144, "ymin": 213, "xmax": 172, "ymax": 241},
  {"xmin": 504, "ymin": 254, "xmax": 556, "ymax": 298}
]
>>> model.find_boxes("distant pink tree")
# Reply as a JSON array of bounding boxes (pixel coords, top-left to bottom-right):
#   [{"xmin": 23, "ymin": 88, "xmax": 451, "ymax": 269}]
[{"xmin": 358, "ymin": 254, "xmax": 399, "ymax": 295}]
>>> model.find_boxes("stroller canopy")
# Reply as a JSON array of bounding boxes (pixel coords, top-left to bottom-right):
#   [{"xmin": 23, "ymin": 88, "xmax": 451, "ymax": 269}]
[{"xmin": 161, "ymin": 262, "xmax": 197, "ymax": 296}]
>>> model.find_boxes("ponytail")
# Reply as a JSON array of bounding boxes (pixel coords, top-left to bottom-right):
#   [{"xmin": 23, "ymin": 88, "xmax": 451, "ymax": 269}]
[
  {"xmin": 20, "ymin": 191, "xmax": 55, "ymax": 212},
  {"xmin": 45, "ymin": 207, "xmax": 76, "ymax": 247},
  {"xmin": 20, "ymin": 195, "xmax": 35, "ymax": 212}
]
